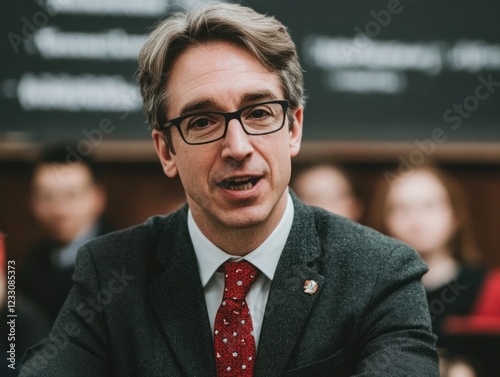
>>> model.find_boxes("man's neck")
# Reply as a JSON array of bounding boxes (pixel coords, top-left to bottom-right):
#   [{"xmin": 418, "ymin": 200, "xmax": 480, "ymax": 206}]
[
  {"xmin": 208, "ymin": 222, "xmax": 279, "ymax": 256},
  {"xmin": 191, "ymin": 193, "xmax": 290, "ymax": 256}
]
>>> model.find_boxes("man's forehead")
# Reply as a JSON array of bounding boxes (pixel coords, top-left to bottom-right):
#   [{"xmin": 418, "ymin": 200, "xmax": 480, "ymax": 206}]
[{"xmin": 165, "ymin": 41, "xmax": 284, "ymax": 116}]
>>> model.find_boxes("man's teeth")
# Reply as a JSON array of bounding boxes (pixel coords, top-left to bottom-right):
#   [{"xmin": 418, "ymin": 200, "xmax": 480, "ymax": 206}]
[
  {"xmin": 228, "ymin": 181, "xmax": 253, "ymax": 190},
  {"xmin": 232, "ymin": 177, "xmax": 248, "ymax": 183},
  {"xmin": 225, "ymin": 177, "xmax": 255, "ymax": 190}
]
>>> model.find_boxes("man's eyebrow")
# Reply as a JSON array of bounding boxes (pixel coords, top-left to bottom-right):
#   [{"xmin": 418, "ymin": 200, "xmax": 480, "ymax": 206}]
[
  {"xmin": 241, "ymin": 91, "xmax": 278, "ymax": 104},
  {"xmin": 177, "ymin": 90, "xmax": 280, "ymax": 117},
  {"xmin": 179, "ymin": 99, "xmax": 219, "ymax": 117}
]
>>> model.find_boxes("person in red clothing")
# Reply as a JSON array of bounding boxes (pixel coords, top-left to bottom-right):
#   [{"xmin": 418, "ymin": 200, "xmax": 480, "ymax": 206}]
[{"xmin": 370, "ymin": 165, "xmax": 500, "ymax": 377}]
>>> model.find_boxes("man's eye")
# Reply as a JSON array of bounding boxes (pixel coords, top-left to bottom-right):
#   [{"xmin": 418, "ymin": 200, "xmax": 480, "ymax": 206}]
[
  {"xmin": 188, "ymin": 117, "xmax": 213, "ymax": 129},
  {"xmin": 248, "ymin": 108, "xmax": 271, "ymax": 119}
]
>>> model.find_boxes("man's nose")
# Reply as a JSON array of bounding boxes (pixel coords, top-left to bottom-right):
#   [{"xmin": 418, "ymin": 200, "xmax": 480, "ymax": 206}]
[{"xmin": 220, "ymin": 119, "xmax": 254, "ymax": 161}]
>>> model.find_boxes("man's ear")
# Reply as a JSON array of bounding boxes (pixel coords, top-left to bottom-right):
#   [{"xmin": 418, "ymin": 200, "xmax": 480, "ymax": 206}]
[
  {"xmin": 152, "ymin": 129, "xmax": 178, "ymax": 178},
  {"xmin": 289, "ymin": 106, "xmax": 303, "ymax": 158}
]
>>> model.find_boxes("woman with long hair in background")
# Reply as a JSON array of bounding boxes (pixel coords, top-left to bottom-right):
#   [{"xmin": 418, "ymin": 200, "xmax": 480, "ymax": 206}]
[{"xmin": 370, "ymin": 165, "xmax": 500, "ymax": 377}]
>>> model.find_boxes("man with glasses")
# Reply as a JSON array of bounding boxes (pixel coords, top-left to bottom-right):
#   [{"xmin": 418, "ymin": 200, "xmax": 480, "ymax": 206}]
[{"xmin": 20, "ymin": 3, "xmax": 438, "ymax": 376}]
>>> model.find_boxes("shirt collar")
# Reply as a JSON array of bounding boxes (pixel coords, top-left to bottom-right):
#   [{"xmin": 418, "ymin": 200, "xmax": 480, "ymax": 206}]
[{"xmin": 188, "ymin": 190, "xmax": 294, "ymax": 286}]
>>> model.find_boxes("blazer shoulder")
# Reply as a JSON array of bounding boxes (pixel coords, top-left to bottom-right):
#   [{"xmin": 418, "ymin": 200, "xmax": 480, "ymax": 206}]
[
  {"xmin": 82, "ymin": 206, "xmax": 188, "ymax": 263},
  {"xmin": 308, "ymin": 206, "xmax": 427, "ymax": 274},
  {"xmin": 310, "ymin": 206, "xmax": 403, "ymax": 251}
]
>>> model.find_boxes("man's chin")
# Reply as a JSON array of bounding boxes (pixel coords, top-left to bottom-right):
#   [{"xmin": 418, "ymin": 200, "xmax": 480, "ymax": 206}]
[
  {"xmin": 214, "ymin": 206, "xmax": 270, "ymax": 230},
  {"xmin": 219, "ymin": 215, "xmax": 264, "ymax": 231}
]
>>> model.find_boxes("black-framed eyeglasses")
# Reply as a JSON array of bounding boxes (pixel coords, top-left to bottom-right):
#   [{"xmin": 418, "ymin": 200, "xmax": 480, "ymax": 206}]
[{"xmin": 161, "ymin": 100, "xmax": 289, "ymax": 145}]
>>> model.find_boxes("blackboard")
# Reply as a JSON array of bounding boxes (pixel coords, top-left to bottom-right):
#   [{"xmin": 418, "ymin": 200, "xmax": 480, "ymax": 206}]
[{"xmin": 2, "ymin": 0, "xmax": 499, "ymax": 143}]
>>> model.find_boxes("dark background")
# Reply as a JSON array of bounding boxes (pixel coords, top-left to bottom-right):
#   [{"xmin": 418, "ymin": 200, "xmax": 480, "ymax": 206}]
[{"xmin": 1, "ymin": 0, "xmax": 499, "ymax": 142}]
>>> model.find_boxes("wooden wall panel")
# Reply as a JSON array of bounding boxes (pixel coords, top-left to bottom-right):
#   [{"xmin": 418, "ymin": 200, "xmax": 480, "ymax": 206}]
[{"xmin": 1, "ymin": 160, "xmax": 499, "ymax": 267}]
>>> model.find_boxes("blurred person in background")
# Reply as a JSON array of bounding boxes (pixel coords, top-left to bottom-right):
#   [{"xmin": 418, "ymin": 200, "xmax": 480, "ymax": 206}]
[
  {"xmin": 1, "ymin": 233, "xmax": 49, "ymax": 376},
  {"xmin": 292, "ymin": 164, "xmax": 363, "ymax": 221},
  {"xmin": 19, "ymin": 143, "xmax": 111, "ymax": 325},
  {"xmin": 370, "ymin": 165, "xmax": 500, "ymax": 377},
  {"xmin": 439, "ymin": 350, "xmax": 480, "ymax": 377}
]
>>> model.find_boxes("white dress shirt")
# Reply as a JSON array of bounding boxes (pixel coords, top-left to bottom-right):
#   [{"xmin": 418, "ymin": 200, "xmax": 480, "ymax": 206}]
[{"xmin": 188, "ymin": 191, "xmax": 294, "ymax": 348}]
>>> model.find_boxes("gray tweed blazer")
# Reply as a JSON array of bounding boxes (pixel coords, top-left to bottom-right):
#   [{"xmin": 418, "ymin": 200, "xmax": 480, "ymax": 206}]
[{"xmin": 20, "ymin": 195, "xmax": 439, "ymax": 376}]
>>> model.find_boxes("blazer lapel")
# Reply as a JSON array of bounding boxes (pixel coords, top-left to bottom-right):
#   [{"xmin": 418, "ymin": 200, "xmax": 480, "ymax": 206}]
[
  {"xmin": 148, "ymin": 207, "xmax": 216, "ymax": 377},
  {"xmin": 255, "ymin": 198, "xmax": 325, "ymax": 377}
]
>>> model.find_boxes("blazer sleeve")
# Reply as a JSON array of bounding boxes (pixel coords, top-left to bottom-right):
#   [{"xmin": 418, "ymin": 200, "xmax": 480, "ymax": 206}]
[
  {"xmin": 353, "ymin": 244, "xmax": 439, "ymax": 376},
  {"xmin": 19, "ymin": 245, "xmax": 110, "ymax": 376}
]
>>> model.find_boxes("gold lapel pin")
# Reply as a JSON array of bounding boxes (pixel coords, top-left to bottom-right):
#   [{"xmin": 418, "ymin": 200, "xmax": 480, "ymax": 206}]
[{"xmin": 303, "ymin": 280, "xmax": 318, "ymax": 294}]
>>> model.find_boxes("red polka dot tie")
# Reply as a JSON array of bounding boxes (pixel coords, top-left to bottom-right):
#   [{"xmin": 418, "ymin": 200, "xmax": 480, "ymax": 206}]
[{"xmin": 214, "ymin": 261, "xmax": 260, "ymax": 376}]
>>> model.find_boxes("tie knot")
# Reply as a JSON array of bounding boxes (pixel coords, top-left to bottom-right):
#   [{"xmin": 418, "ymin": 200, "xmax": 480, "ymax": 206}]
[{"xmin": 221, "ymin": 261, "xmax": 260, "ymax": 300}]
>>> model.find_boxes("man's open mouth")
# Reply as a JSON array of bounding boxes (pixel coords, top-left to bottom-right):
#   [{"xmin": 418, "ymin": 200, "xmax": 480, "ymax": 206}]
[{"xmin": 218, "ymin": 177, "xmax": 261, "ymax": 191}]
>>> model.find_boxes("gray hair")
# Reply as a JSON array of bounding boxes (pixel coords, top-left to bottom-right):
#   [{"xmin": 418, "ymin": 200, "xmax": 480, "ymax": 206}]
[{"xmin": 137, "ymin": 2, "xmax": 304, "ymax": 132}]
